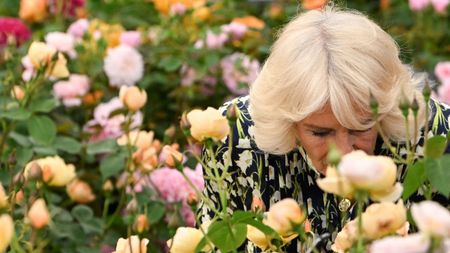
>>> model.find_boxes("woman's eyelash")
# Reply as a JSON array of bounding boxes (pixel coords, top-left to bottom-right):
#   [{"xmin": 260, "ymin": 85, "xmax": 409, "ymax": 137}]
[{"xmin": 312, "ymin": 131, "xmax": 330, "ymax": 137}]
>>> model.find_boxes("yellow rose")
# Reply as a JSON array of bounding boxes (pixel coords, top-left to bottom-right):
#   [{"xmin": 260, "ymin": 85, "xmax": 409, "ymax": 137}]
[
  {"xmin": 0, "ymin": 214, "xmax": 14, "ymax": 253},
  {"xmin": 24, "ymin": 156, "xmax": 76, "ymax": 187},
  {"xmin": 117, "ymin": 130, "xmax": 154, "ymax": 150},
  {"xmin": 113, "ymin": 235, "xmax": 149, "ymax": 253},
  {"xmin": 66, "ymin": 179, "xmax": 96, "ymax": 204},
  {"xmin": 186, "ymin": 107, "xmax": 230, "ymax": 142},
  {"xmin": 11, "ymin": 86, "xmax": 25, "ymax": 101},
  {"xmin": 167, "ymin": 227, "xmax": 208, "ymax": 253},
  {"xmin": 27, "ymin": 42, "xmax": 69, "ymax": 78},
  {"xmin": 247, "ymin": 225, "xmax": 269, "ymax": 250},
  {"xmin": 28, "ymin": 198, "xmax": 50, "ymax": 229},
  {"xmin": 264, "ymin": 198, "xmax": 304, "ymax": 237},
  {"xmin": 119, "ymin": 86, "xmax": 147, "ymax": 112},
  {"xmin": 19, "ymin": 0, "xmax": 47, "ymax": 23},
  {"xmin": 362, "ymin": 201, "xmax": 406, "ymax": 240},
  {"xmin": 317, "ymin": 167, "xmax": 354, "ymax": 199},
  {"xmin": 0, "ymin": 184, "xmax": 7, "ymax": 208}
]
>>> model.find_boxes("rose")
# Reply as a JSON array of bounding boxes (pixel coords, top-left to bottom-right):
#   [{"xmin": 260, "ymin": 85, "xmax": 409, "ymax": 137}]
[
  {"xmin": 264, "ymin": 198, "xmax": 304, "ymax": 236},
  {"xmin": 167, "ymin": 227, "xmax": 209, "ymax": 253},
  {"xmin": 0, "ymin": 214, "xmax": 14, "ymax": 253},
  {"xmin": 112, "ymin": 235, "xmax": 149, "ymax": 253},
  {"xmin": 119, "ymin": 86, "xmax": 147, "ymax": 111},
  {"xmin": 186, "ymin": 107, "xmax": 230, "ymax": 142},
  {"xmin": 66, "ymin": 179, "xmax": 96, "ymax": 204},
  {"xmin": 411, "ymin": 200, "xmax": 450, "ymax": 238},
  {"xmin": 28, "ymin": 198, "xmax": 50, "ymax": 229},
  {"xmin": 0, "ymin": 183, "xmax": 8, "ymax": 208},
  {"xmin": 24, "ymin": 156, "xmax": 76, "ymax": 187},
  {"xmin": 134, "ymin": 215, "xmax": 149, "ymax": 233},
  {"xmin": 316, "ymin": 167, "xmax": 354, "ymax": 199},
  {"xmin": 331, "ymin": 220, "xmax": 357, "ymax": 253},
  {"xmin": 117, "ymin": 130, "xmax": 154, "ymax": 150},
  {"xmin": 369, "ymin": 233, "xmax": 430, "ymax": 253},
  {"xmin": 362, "ymin": 201, "xmax": 407, "ymax": 240},
  {"xmin": 11, "ymin": 86, "xmax": 25, "ymax": 101},
  {"xmin": 318, "ymin": 151, "xmax": 403, "ymax": 202},
  {"xmin": 160, "ymin": 145, "xmax": 183, "ymax": 168},
  {"xmin": 247, "ymin": 225, "xmax": 270, "ymax": 250},
  {"xmin": 27, "ymin": 42, "xmax": 69, "ymax": 78},
  {"xmin": 19, "ymin": 0, "xmax": 48, "ymax": 23}
]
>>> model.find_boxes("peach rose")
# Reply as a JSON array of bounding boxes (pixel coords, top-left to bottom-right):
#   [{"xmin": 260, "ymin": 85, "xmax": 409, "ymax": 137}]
[
  {"xmin": 362, "ymin": 201, "xmax": 407, "ymax": 240},
  {"xmin": 161, "ymin": 145, "xmax": 183, "ymax": 168},
  {"xmin": 186, "ymin": 107, "xmax": 230, "ymax": 142},
  {"xmin": 11, "ymin": 86, "xmax": 25, "ymax": 101},
  {"xmin": 264, "ymin": 198, "xmax": 304, "ymax": 236},
  {"xmin": 247, "ymin": 225, "xmax": 269, "ymax": 250},
  {"xmin": 0, "ymin": 184, "xmax": 7, "ymax": 208},
  {"xmin": 0, "ymin": 214, "xmax": 14, "ymax": 253},
  {"xmin": 24, "ymin": 156, "xmax": 76, "ymax": 187},
  {"xmin": 119, "ymin": 86, "xmax": 147, "ymax": 112},
  {"xmin": 117, "ymin": 130, "xmax": 154, "ymax": 150},
  {"xmin": 331, "ymin": 220, "xmax": 357, "ymax": 253},
  {"xmin": 134, "ymin": 214, "xmax": 149, "ymax": 233},
  {"xmin": 28, "ymin": 198, "xmax": 50, "ymax": 229},
  {"xmin": 113, "ymin": 235, "xmax": 149, "ymax": 253},
  {"xmin": 66, "ymin": 179, "xmax": 96, "ymax": 204},
  {"xmin": 369, "ymin": 233, "xmax": 430, "ymax": 253},
  {"xmin": 167, "ymin": 227, "xmax": 208, "ymax": 253},
  {"xmin": 317, "ymin": 167, "xmax": 354, "ymax": 199}
]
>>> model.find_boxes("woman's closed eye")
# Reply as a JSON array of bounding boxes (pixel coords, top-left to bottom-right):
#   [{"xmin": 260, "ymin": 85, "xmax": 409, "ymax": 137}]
[{"xmin": 312, "ymin": 130, "xmax": 331, "ymax": 137}]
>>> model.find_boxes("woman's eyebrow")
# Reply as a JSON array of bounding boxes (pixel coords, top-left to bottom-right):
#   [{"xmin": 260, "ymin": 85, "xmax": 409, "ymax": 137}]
[{"xmin": 303, "ymin": 124, "xmax": 333, "ymax": 130}]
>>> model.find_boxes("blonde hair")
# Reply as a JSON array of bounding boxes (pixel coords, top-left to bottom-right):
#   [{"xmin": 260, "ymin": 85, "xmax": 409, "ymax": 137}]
[{"xmin": 249, "ymin": 8, "xmax": 426, "ymax": 154}]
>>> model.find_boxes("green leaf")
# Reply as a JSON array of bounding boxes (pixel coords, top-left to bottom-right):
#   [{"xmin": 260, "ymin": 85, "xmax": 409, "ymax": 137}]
[
  {"xmin": 29, "ymin": 98, "xmax": 59, "ymax": 113},
  {"xmin": 231, "ymin": 211, "xmax": 256, "ymax": 224},
  {"xmin": 15, "ymin": 148, "xmax": 33, "ymax": 167},
  {"xmin": 402, "ymin": 161, "xmax": 426, "ymax": 200},
  {"xmin": 100, "ymin": 153, "xmax": 126, "ymax": 180},
  {"xmin": 87, "ymin": 139, "xmax": 118, "ymax": 155},
  {"xmin": 27, "ymin": 115, "xmax": 57, "ymax": 145},
  {"xmin": 54, "ymin": 136, "xmax": 82, "ymax": 154},
  {"xmin": 207, "ymin": 220, "xmax": 247, "ymax": 253},
  {"xmin": 159, "ymin": 57, "xmax": 182, "ymax": 72},
  {"xmin": 72, "ymin": 205, "xmax": 94, "ymax": 222},
  {"xmin": 0, "ymin": 108, "xmax": 31, "ymax": 120},
  {"xmin": 9, "ymin": 131, "xmax": 32, "ymax": 147},
  {"xmin": 243, "ymin": 219, "xmax": 280, "ymax": 239},
  {"xmin": 33, "ymin": 146, "xmax": 57, "ymax": 155},
  {"xmin": 80, "ymin": 218, "xmax": 103, "ymax": 235},
  {"xmin": 425, "ymin": 157, "xmax": 450, "ymax": 196},
  {"xmin": 425, "ymin": 135, "xmax": 447, "ymax": 159},
  {"xmin": 147, "ymin": 201, "xmax": 166, "ymax": 223}
]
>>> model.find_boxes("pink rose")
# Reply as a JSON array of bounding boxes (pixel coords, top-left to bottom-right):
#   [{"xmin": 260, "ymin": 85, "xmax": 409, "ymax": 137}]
[
  {"xmin": 45, "ymin": 32, "xmax": 77, "ymax": 58},
  {"xmin": 222, "ymin": 22, "xmax": 248, "ymax": 40},
  {"xmin": 435, "ymin": 61, "xmax": 450, "ymax": 83},
  {"xmin": 205, "ymin": 30, "xmax": 228, "ymax": 49},
  {"xmin": 220, "ymin": 53, "xmax": 260, "ymax": 95},
  {"xmin": 437, "ymin": 80, "xmax": 450, "ymax": 104},
  {"xmin": 411, "ymin": 201, "xmax": 450, "ymax": 237},
  {"xmin": 431, "ymin": 0, "xmax": 450, "ymax": 12},
  {"xmin": 21, "ymin": 56, "xmax": 35, "ymax": 81},
  {"xmin": 369, "ymin": 233, "xmax": 430, "ymax": 253},
  {"xmin": 67, "ymin": 19, "xmax": 89, "ymax": 39},
  {"xmin": 409, "ymin": 0, "xmax": 429, "ymax": 11},
  {"xmin": 170, "ymin": 3, "xmax": 187, "ymax": 15},
  {"xmin": 53, "ymin": 74, "xmax": 90, "ymax": 107},
  {"xmin": 0, "ymin": 17, "xmax": 31, "ymax": 46},
  {"xmin": 120, "ymin": 31, "xmax": 142, "ymax": 48}
]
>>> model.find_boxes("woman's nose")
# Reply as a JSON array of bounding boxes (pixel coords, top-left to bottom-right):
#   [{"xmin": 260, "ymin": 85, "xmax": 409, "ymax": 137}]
[{"xmin": 334, "ymin": 133, "xmax": 354, "ymax": 155}]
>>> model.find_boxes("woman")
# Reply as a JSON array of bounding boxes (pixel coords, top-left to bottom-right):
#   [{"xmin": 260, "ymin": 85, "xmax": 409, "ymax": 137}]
[{"xmin": 198, "ymin": 7, "xmax": 450, "ymax": 252}]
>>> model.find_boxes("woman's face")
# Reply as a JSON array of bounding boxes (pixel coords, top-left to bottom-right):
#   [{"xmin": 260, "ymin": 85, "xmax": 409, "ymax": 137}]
[{"xmin": 295, "ymin": 105, "xmax": 378, "ymax": 175}]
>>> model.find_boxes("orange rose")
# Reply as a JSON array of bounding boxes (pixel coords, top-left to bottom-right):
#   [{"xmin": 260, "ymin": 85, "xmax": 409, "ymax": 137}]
[
  {"xmin": 66, "ymin": 179, "xmax": 96, "ymax": 204},
  {"xmin": 302, "ymin": 0, "xmax": 327, "ymax": 10},
  {"xmin": 28, "ymin": 198, "xmax": 50, "ymax": 229},
  {"xmin": 19, "ymin": 0, "xmax": 48, "ymax": 23},
  {"xmin": 232, "ymin": 16, "xmax": 265, "ymax": 30}
]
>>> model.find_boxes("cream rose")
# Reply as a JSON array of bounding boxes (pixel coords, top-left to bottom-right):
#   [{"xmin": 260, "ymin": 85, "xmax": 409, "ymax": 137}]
[
  {"xmin": 186, "ymin": 107, "xmax": 230, "ymax": 142},
  {"xmin": 331, "ymin": 220, "xmax": 357, "ymax": 253},
  {"xmin": 113, "ymin": 235, "xmax": 149, "ymax": 253},
  {"xmin": 411, "ymin": 200, "xmax": 450, "ymax": 238},
  {"xmin": 369, "ymin": 233, "xmax": 430, "ymax": 253},
  {"xmin": 317, "ymin": 167, "xmax": 354, "ymax": 199},
  {"xmin": 0, "ymin": 214, "xmax": 14, "ymax": 253},
  {"xmin": 361, "ymin": 201, "xmax": 407, "ymax": 240},
  {"xmin": 28, "ymin": 198, "xmax": 50, "ymax": 229},
  {"xmin": 119, "ymin": 86, "xmax": 147, "ymax": 111},
  {"xmin": 117, "ymin": 130, "xmax": 154, "ymax": 150},
  {"xmin": 24, "ymin": 156, "xmax": 76, "ymax": 187},
  {"xmin": 66, "ymin": 179, "xmax": 96, "ymax": 204},
  {"xmin": 27, "ymin": 42, "xmax": 69, "ymax": 78}
]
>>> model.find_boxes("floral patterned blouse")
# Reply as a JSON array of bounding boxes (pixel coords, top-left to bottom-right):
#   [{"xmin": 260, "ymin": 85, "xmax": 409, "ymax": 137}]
[{"xmin": 198, "ymin": 95, "xmax": 450, "ymax": 253}]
